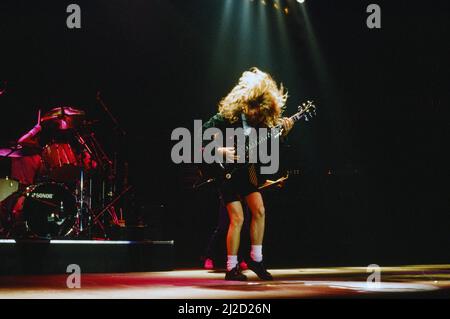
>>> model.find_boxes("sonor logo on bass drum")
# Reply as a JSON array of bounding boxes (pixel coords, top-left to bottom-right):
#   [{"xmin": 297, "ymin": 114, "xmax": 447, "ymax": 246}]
[{"xmin": 31, "ymin": 193, "xmax": 54, "ymax": 199}]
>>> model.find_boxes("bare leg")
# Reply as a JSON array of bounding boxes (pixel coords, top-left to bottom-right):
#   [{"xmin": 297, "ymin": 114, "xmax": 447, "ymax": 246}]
[
  {"xmin": 245, "ymin": 192, "xmax": 265, "ymax": 245},
  {"xmin": 244, "ymin": 192, "xmax": 272, "ymax": 280},
  {"xmin": 226, "ymin": 201, "xmax": 244, "ymax": 256}
]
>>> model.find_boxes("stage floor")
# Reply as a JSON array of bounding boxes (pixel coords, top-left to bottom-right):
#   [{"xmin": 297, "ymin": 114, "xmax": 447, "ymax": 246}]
[{"xmin": 0, "ymin": 264, "xmax": 449, "ymax": 299}]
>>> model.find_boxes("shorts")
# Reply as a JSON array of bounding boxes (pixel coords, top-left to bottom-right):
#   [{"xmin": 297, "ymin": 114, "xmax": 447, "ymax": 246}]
[{"xmin": 219, "ymin": 166, "xmax": 260, "ymax": 204}]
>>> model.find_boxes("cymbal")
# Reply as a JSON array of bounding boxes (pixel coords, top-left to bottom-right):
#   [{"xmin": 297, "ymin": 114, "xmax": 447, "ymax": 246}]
[
  {"xmin": 0, "ymin": 144, "xmax": 42, "ymax": 158},
  {"xmin": 41, "ymin": 106, "xmax": 86, "ymax": 130},
  {"xmin": 41, "ymin": 106, "xmax": 85, "ymax": 119}
]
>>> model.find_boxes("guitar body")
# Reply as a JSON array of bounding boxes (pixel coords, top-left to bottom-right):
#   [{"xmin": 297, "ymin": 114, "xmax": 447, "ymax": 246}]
[{"xmin": 196, "ymin": 158, "xmax": 248, "ymax": 188}]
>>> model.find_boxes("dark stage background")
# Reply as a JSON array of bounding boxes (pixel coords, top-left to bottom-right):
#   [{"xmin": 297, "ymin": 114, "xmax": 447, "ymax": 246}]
[{"xmin": 0, "ymin": 0, "xmax": 449, "ymax": 267}]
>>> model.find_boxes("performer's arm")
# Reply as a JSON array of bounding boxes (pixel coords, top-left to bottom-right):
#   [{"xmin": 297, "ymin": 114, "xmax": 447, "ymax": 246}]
[
  {"xmin": 17, "ymin": 124, "xmax": 41, "ymax": 144},
  {"xmin": 280, "ymin": 117, "xmax": 294, "ymax": 136},
  {"xmin": 202, "ymin": 114, "xmax": 238, "ymax": 161}
]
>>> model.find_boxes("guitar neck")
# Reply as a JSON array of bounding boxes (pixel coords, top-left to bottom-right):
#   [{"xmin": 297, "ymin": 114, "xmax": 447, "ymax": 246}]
[
  {"xmin": 272, "ymin": 110, "xmax": 305, "ymax": 132},
  {"xmin": 246, "ymin": 111, "xmax": 305, "ymax": 152},
  {"xmin": 289, "ymin": 111, "xmax": 305, "ymax": 124}
]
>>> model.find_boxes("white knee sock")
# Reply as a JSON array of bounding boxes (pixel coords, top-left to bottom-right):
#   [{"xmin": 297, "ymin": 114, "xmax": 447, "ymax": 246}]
[
  {"xmin": 227, "ymin": 255, "xmax": 238, "ymax": 271},
  {"xmin": 250, "ymin": 245, "xmax": 263, "ymax": 262}
]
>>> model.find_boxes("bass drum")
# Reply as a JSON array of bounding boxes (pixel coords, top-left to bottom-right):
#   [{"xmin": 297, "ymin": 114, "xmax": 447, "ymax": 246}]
[{"xmin": 6, "ymin": 183, "xmax": 77, "ymax": 238}]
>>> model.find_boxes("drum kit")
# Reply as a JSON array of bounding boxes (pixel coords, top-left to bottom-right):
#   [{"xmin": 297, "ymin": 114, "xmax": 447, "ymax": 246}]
[{"xmin": 0, "ymin": 106, "xmax": 130, "ymax": 239}]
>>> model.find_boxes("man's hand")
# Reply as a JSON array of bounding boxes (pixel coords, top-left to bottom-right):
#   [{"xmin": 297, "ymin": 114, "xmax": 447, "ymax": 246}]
[
  {"xmin": 218, "ymin": 147, "xmax": 240, "ymax": 162},
  {"xmin": 280, "ymin": 117, "xmax": 294, "ymax": 135}
]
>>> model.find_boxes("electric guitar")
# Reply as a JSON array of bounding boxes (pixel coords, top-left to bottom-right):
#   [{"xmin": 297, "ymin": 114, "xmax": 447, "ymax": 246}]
[{"xmin": 195, "ymin": 101, "xmax": 316, "ymax": 188}]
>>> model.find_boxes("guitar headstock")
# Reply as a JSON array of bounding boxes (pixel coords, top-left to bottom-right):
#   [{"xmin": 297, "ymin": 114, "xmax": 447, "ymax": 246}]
[{"xmin": 298, "ymin": 100, "xmax": 316, "ymax": 122}]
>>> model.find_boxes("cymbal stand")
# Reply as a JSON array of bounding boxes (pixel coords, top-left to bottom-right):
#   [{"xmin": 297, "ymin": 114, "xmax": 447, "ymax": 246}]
[
  {"xmin": 79, "ymin": 168, "xmax": 85, "ymax": 232},
  {"xmin": 92, "ymin": 185, "xmax": 133, "ymax": 228},
  {"xmin": 92, "ymin": 134, "xmax": 119, "ymax": 234},
  {"xmin": 89, "ymin": 132, "xmax": 113, "ymax": 169},
  {"xmin": 74, "ymin": 132, "xmax": 106, "ymax": 238},
  {"xmin": 78, "ymin": 131, "xmax": 122, "ymax": 237}
]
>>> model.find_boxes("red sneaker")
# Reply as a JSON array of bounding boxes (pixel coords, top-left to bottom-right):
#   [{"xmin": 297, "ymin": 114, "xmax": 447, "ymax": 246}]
[
  {"xmin": 203, "ymin": 258, "xmax": 214, "ymax": 270},
  {"xmin": 239, "ymin": 261, "xmax": 248, "ymax": 270}
]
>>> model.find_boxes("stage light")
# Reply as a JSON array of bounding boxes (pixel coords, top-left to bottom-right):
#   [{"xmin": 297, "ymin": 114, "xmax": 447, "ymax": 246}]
[{"xmin": 297, "ymin": 0, "xmax": 305, "ymax": 3}]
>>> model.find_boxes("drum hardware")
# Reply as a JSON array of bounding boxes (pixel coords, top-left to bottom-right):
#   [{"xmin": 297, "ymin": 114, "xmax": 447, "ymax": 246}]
[
  {"xmin": 74, "ymin": 130, "xmax": 117, "ymax": 237},
  {"xmin": 78, "ymin": 168, "xmax": 86, "ymax": 233},
  {"xmin": 75, "ymin": 132, "xmax": 94, "ymax": 160},
  {"xmin": 94, "ymin": 92, "xmax": 130, "ymax": 231},
  {"xmin": 92, "ymin": 185, "xmax": 133, "ymax": 227},
  {"xmin": 0, "ymin": 102, "xmax": 133, "ymax": 240},
  {"xmin": 89, "ymin": 132, "xmax": 113, "ymax": 170},
  {"xmin": 0, "ymin": 144, "xmax": 42, "ymax": 158}
]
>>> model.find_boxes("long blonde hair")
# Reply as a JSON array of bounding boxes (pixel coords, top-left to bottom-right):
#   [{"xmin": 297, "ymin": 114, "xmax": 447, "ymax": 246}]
[{"xmin": 218, "ymin": 67, "xmax": 288, "ymax": 127}]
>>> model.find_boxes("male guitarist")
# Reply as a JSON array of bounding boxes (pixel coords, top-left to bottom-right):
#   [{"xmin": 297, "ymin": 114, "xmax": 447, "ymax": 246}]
[{"xmin": 202, "ymin": 67, "xmax": 293, "ymax": 281}]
